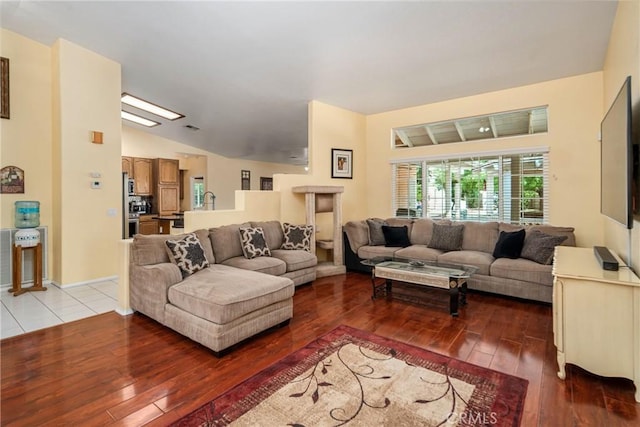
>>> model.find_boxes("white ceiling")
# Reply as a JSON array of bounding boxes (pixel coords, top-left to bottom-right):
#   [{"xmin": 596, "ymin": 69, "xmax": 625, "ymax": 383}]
[{"xmin": 0, "ymin": 1, "xmax": 617, "ymax": 165}]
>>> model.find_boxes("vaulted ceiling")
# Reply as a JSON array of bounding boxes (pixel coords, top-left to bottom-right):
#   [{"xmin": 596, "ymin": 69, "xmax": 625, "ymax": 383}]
[{"xmin": 0, "ymin": 1, "xmax": 617, "ymax": 165}]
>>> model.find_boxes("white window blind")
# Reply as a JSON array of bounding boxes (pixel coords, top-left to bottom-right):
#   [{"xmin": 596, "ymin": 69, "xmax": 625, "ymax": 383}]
[{"xmin": 391, "ymin": 150, "xmax": 549, "ymax": 224}]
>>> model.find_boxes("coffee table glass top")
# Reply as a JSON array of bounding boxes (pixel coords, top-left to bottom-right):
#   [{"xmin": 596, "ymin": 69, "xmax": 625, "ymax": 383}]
[{"xmin": 361, "ymin": 256, "xmax": 477, "ymax": 278}]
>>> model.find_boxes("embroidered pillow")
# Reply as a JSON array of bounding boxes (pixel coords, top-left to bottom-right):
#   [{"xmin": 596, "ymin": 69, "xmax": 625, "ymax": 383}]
[
  {"xmin": 492, "ymin": 229, "xmax": 526, "ymax": 259},
  {"xmin": 427, "ymin": 223, "xmax": 465, "ymax": 251},
  {"xmin": 165, "ymin": 233, "xmax": 209, "ymax": 277},
  {"xmin": 366, "ymin": 218, "xmax": 388, "ymax": 246},
  {"xmin": 381, "ymin": 225, "xmax": 411, "ymax": 248},
  {"xmin": 520, "ymin": 230, "xmax": 567, "ymax": 265},
  {"xmin": 281, "ymin": 223, "xmax": 313, "ymax": 251},
  {"xmin": 239, "ymin": 227, "xmax": 271, "ymax": 259}
]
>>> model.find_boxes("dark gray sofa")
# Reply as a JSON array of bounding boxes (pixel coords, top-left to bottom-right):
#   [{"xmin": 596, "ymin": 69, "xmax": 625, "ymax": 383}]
[{"xmin": 343, "ymin": 218, "xmax": 575, "ymax": 303}]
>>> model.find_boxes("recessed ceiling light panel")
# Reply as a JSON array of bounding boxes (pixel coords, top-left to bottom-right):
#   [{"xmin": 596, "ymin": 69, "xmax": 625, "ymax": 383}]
[
  {"xmin": 121, "ymin": 93, "xmax": 184, "ymax": 121},
  {"xmin": 121, "ymin": 110, "xmax": 160, "ymax": 127}
]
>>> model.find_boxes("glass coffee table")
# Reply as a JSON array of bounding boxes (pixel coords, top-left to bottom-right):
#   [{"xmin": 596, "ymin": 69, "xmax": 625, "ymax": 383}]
[{"xmin": 362, "ymin": 257, "xmax": 478, "ymax": 316}]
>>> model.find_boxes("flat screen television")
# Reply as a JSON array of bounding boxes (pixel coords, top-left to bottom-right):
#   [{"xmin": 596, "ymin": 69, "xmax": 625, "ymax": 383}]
[{"xmin": 600, "ymin": 75, "xmax": 635, "ymax": 229}]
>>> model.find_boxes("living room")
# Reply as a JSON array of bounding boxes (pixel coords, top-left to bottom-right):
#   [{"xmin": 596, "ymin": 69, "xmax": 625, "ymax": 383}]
[{"xmin": 1, "ymin": 1, "xmax": 639, "ymax": 425}]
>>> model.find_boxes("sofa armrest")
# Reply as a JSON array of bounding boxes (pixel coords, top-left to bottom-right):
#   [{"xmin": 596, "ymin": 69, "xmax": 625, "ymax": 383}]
[
  {"xmin": 129, "ymin": 262, "xmax": 182, "ymax": 323},
  {"xmin": 343, "ymin": 220, "xmax": 369, "ymax": 253}
]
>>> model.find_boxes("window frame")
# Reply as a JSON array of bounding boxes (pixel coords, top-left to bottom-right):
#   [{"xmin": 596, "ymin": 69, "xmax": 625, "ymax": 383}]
[{"xmin": 391, "ymin": 147, "xmax": 549, "ymax": 224}]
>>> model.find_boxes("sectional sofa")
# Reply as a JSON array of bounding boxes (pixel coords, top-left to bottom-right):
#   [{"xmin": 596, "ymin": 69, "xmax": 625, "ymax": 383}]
[
  {"xmin": 343, "ymin": 218, "xmax": 575, "ymax": 303},
  {"xmin": 129, "ymin": 221, "xmax": 317, "ymax": 355}
]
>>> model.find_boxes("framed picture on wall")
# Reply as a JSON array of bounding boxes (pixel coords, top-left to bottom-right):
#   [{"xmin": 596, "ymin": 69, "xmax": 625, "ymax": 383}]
[
  {"xmin": 1, "ymin": 57, "xmax": 9, "ymax": 120},
  {"xmin": 331, "ymin": 148, "xmax": 352, "ymax": 179}
]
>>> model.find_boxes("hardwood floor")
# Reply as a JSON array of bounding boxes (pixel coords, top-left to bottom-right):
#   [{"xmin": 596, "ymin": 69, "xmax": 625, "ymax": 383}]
[{"xmin": 1, "ymin": 272, "xmax": 638, "ymax": 426}]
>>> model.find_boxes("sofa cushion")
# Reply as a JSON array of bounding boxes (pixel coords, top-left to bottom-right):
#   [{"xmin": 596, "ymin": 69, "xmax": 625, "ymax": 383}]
[
  {"xmin": 250, "ymin": 221, "xmax": 284, "ymax": 250},
  {"xmin": 520, "ymin": 230, "xmax": 567, "ymax": 265},
  {"xmin": 394, "ymin": 245, "xmax": 443, "ymax": 262},
  {"xmin": 490, "ymin": 257, "xmax": 553, "ymax": 286},
  {"xmin": 492, "ymin": 229, "xmax": 526, "ymax": 259},
  {"xmin": 358, "ymin": 245, "xmax": 399, "ymax": 260},
  {"xmin": 239, "ymin": 227, "xmax": 271, "ymax": 259},
  {"xmin": 132, "ymin": 229, "xmax": 214, "ymax": 266},
  {"xmin": 409, "ymin": 219, "xmax": 451, "ymax": 245},
  {"xmin": 460, "ymin": 221, "xmax": 499, "ymax": 253},
  {"xmin": 281, "ymin": 223, "xmax": 313, "ymax": 251},
  {"xmin": 165, "ymin": 233, "xmax": 210, "ymax": 277},
  {"xmin": 209, "ymin": 222, "xmax": 251, "ymax": 263},
  {"xmin": 366, "ymin": 218, "xmax": 388, "ymax": 246},
  {"xmin": 382, "ymin": 225, "xmax": 411, "ymax": 247},
  {"xmin": 428, "ymin": 223, "xmax": 464, "ymax": 251},
  {"xmin": 437, "ymin": 250, "xmax": 494, "ymax": 276},
  {"xmin": 222, "ymin": 255, "xmax": 287, "ymax": 276},
  {"xmin": 271, "ymin": 249, "xmax": 317, "ymax": 272},
  {"xmin": 168, "ymin": 264, "xmax": 294, "ymax": 324}
]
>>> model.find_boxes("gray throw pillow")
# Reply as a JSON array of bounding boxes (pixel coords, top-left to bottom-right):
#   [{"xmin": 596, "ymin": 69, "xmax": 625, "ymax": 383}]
[
  {"xmin": 427, "ymin": 223, "xmax": 465, "ymax": 251},
  {"xmin": 165, "ymin": 233, "xmax": 209, "ymax": 277},
  {"xmin": 239, "ymin": 227, "xmax": 271, "ymax": 259},
  {"xmin": 366, "ymin": 218, "xmax": 388, "ymax": 246},
  {"xmin": 520, "ymin": 230, "xmax": 568, "ymax": 265},
  {"xmin": 281, "ymin": 223, "xmax": 313, "ymax": 251}
]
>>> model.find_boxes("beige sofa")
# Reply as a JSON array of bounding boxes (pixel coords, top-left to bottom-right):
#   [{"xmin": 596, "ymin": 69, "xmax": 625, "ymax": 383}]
[
  {"xmin": 344, "ymin": 218, "xmax": 575, "ymax": 303},
  {"xmin": 129, "ymin": 221, "xmax": 317, "ymax": 355}
]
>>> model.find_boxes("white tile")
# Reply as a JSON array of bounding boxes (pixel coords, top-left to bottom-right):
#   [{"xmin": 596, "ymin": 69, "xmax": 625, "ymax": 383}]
[
  {"xmin": 1, "ymin": 326, "xmax": 25, "ymax": 339},
  {"xmin": 74, "ymin": 292, "xmax": 114, "ymax": 304},
  {"xmin": 58, "ymin": 309, "xmax": 98, "ymax": 323},
  {"xmin": 49, "ymin": 304, "xmax": 94, "ymax": 317},
  {"xmin": 63, "ymin": 286, "xmax": 102, "ymax": 297},
  {"xmin": 1, "ymin": 304, "xmax": 20, "ymax": 330},
  {"xmin": 83, "ymin": 298, "xmax": 117, "ymax": 314},
  {"xmin": 20, "ymin": 316, "xmax": 63, "ymax": 333}
]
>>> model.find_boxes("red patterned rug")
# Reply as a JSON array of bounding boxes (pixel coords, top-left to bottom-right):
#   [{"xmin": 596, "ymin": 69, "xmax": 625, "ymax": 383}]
[{"xmin": 172, "ymin": 325, "xmax": 527, "ymax": 426}]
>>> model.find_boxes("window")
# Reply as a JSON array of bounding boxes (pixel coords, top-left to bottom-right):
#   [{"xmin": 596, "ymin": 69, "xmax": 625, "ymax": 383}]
[
  {"xmin": 393, "ymin": 106, "xmax": 548, "ymax": 148},
  {"xmin": 392, "ymin": 150, "xmax": 548, "ymax": 224},
  {"xmin": 191, "ymin": 176, "xmax": 205, "ymax": 210}
]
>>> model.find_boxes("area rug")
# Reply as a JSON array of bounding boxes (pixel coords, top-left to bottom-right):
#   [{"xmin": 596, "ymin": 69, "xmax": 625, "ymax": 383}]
[{"xmin": 173, "ymin": 325, "xmax": 527, "ymax": 426}]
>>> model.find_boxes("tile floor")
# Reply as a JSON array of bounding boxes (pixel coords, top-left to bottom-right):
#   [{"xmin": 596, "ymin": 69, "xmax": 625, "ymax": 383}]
[{"xmin": 0, "ymin": 279, "xmax": 118, "ymax": 339}]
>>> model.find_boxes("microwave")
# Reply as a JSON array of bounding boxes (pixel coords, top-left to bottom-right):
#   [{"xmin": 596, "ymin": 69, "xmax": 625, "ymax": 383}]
[{"xmin": 128, "ymin": 179, "xmax": 135, "ymax": 196}]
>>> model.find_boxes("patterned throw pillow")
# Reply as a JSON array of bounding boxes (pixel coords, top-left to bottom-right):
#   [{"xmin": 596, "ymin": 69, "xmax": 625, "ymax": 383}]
[
  {"xmin": 427, "ymin": 223, "xmax": 465, "ymax": 251},
  {"xmin": 520, "ymin": 230, "xmax": 568, "ymax": 265},
  {"xmin": 239, "ymin": 227, "xmax": 272, "ymax": 259},
  {"xmin": 281, "ymin": 223, "xmax": 313, "ymax": 251},
  {"xmin": 165, "ymin": 233, "xmax": 209, "ymax": 277},
  {"xmin": 366, "ymin": 218, "xmax": 388, "ymax": 246}
]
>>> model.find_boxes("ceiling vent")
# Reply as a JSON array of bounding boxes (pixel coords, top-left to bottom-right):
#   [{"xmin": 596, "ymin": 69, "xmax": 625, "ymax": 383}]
[{"xmin": 184, "ymin": 125, "xmax": 200, "ymax": 131}]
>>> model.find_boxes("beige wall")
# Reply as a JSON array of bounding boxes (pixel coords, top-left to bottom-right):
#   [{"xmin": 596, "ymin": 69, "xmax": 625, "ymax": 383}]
[
  {"xmin": 0, "ymin": 30, "xmax": 54, "ymax": 277},
  {"xmin": 52, "ymin": 39, "xmax": 122, "ymax": 285},
  {"xmin": 122, "ymin": 125, "xmax": 305, "ymax": 210},
  {"xmin": 602, "ymin": 0, "xmax": 640, "ymax": 271},
  {"xmin": 365, "ymin": 73, "xmax": 605, "ymax": 248}
]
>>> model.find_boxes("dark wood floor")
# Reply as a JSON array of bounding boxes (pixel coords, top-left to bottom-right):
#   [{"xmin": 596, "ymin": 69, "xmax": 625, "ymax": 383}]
[{"xmin": 1, "ymin": 272, "xmax": 638, "ymax": 426}]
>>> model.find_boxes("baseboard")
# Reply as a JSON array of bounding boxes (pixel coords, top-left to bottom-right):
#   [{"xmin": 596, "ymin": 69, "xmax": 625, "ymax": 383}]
[
  {"xmin": 115, "ymin": 307, "xmax": 134, "ymax": 316},
  {"xmin": 54, "ymin": 275, "xmax": 118, "ymax": 289}
]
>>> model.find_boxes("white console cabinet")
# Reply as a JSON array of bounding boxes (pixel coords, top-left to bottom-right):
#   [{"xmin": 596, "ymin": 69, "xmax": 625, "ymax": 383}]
[{"xmin": 552, "ymin": 246, "xmax": 640, "ymax": 402}]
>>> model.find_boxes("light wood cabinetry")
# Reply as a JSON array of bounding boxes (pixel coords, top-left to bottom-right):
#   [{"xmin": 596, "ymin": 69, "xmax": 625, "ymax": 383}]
[
  {"xmin": 132, "ymin": 158, "xmax": 153, "ymax": 195},
  {"xmin": 122, "ymin": 156, "xmax": 133, "ymax": 177},
  {"xmin": 138, "ymin": 215, "xmax": 159, "ymax": 235},
  {"xmin": 155, "ymin": 158, "xmax": 179, "ymax": 185},
  {"xmin": 157, "ymin": 185, "xmax": 179, "ymax": 216},
  {"xmin": 153, "ymin": 158, "xmax": 180, "ymax": 215},
  {"xmin": 552, "ymin": 246, "xmax": 640, "ymax": 402}
]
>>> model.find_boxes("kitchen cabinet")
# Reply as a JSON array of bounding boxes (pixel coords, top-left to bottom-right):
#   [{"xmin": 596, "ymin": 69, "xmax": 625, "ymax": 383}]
[
  {"xmin": 122, "ymin": 156, "xmax": 133, "ymax": 177},
  {"xmin": 154, "ymin": 158, "xmax": 179, "ymax": 185},
  {"xmin": 139, "ymin": 215, "xmax": 159, "ymax": 235},
  {"xmin": 133, "ymin": 158, "xmax": 152, "ymax": 195},
  {"xmin": 157, "ymin": 185, "xmax": 179, "ymax": 216}
]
